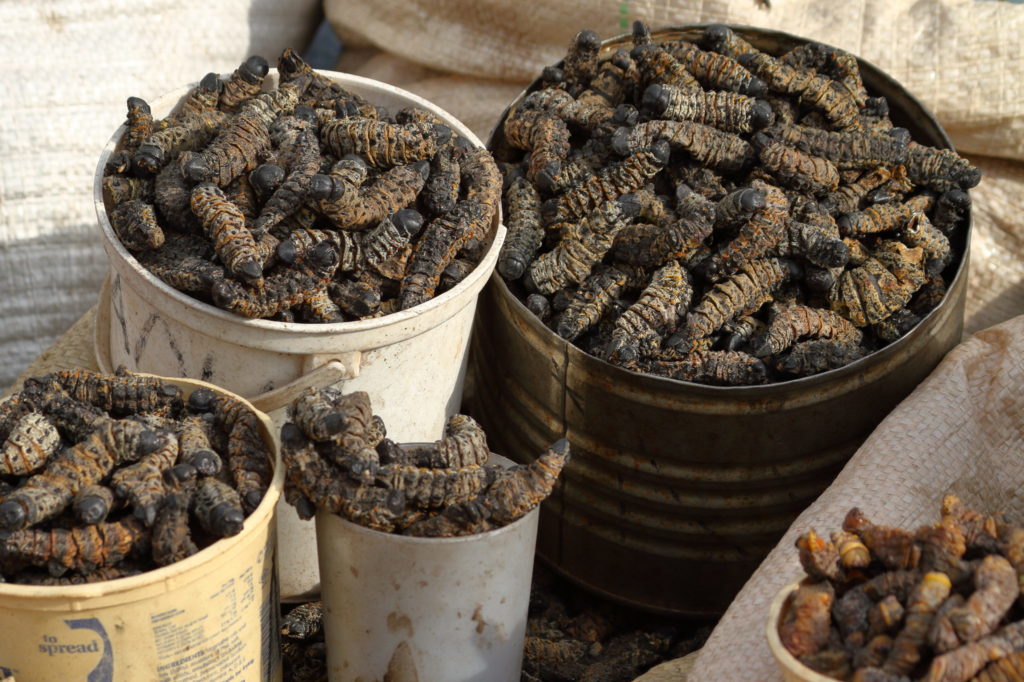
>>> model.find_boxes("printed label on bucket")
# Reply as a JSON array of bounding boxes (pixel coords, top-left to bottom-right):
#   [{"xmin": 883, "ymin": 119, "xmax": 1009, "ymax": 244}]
[{"xmin": 149, "ymin": 536, "xmax": 277, "ymax": 682}]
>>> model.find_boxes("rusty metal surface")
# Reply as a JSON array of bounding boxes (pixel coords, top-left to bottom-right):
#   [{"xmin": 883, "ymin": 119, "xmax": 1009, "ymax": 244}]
[{"xmin": 467, "ymin": 25, "xmax": 971, "ymax": 616}]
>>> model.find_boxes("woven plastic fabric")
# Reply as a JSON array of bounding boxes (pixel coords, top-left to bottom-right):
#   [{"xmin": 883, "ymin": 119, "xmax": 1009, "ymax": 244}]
[
  {"xmin": 690, "ymin": 312, "xmax": 1024, "ymax": 680},
  {"xmin": 325, "ymin": 0, "xmax": 1024, "ymax": 160},
  {"xmin": 0, "ymin": 0, "xmax": 320, "ymax": 390}
]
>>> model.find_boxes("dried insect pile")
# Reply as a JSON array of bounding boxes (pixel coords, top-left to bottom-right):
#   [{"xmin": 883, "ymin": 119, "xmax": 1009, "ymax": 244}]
[
  {"xmin": 281, "ymin": 600, "xmax": 327, "ymax": 682},
  {"xmin": 103, "ymin": 49, "xmax": 500, "ymax": 321},
  {"xmin": 778, "ymin": 495, "xmax": 1024, "ymax": 681},
  {"xmin": 0, "ymin": 369, "xmax": 273, "ymax": 584},
  {"xmin": 276, "ymin": 561, "xmax": 711, "ymax": 682},
  {"xmin": 279, "ymin": 387, "xmax": 569, "ymax": 536},
  {"xmin": 493, "ymin": 23, "xmax": 978, "ymax": 385},
  {"xmin": 521, "ymin": 562, "xmax": 712, "ymax": 682}
]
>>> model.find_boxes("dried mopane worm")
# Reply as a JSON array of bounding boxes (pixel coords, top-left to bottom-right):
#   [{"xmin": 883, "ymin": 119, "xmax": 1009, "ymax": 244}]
[
  {"xmin": 0, "ymin": 370, "xmax": 273, "ymax": 583},
  {"xmin": 493, "ymin": 22, "xmax": 975, "ymax": 385},
  {"xmin": 105, "ymin": 48, "xmax": 499, "ymax": 322},
  {"xmin": 779, "ymin": 497, "xmax": 1024, "ymax": 682},
  {"xmin": 279, "ymin": 389, "xmax": 569, "ymax": 537}
]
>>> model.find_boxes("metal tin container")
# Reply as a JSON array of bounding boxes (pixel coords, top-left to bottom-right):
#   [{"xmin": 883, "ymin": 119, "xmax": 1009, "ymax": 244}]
[{"xmin": 467, "ymin": 25, "xmax": 971, "ymax": 616}]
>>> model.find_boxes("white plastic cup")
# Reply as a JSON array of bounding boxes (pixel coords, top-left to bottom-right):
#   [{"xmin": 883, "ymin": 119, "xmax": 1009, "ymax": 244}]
[
  {"xmin": 93, "ymin": 70, "xmax": 505, "ymax": 600},
  {"xmin": 0, "ymin": 376, "xmax": 283, "ymax": 682},
  {"xmin": 314, "ymin": 455, "xmax": 538, "ymax": 682}
]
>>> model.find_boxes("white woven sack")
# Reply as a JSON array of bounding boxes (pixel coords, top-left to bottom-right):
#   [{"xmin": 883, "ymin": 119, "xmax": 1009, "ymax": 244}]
[
  {"xmin": 326, "ymin": 0, "xmax": 1024, "ymax": 161},
  {"xmin": 690, "ymin": 312, "xmax": 1024, "ymax": 680},
  {"xmin": 0, "ymin": 0, "xmax": 320, "ymax": 390}
]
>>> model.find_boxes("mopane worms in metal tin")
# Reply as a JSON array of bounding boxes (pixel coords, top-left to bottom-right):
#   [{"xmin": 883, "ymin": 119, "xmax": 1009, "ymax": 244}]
[
  {"xmin": 738, "ymin": 51, "xmax": 861, "ymax": 131},
  {"xmin": 754, "ymin": 134, "xmax": 840, "ymax": 196},
  {"xmin": 640, "ymin": 349, "xmax": 768, "ymax": 385},
  {"xmin": 671, "ymin": 258, "xmax": 800, "ymax": 349},
  {"xmin": 768, "ymin": 124, "xmax": 909, "ymax": 170},
  {"xmin": 700, "ymin": 179, "xmax": 790, "ymax": 281},
  {"xmin": 630, "ymin": 43, "xmax": 701, "ymax": 91},
  {"xmin": 643, "ymin": 84, "xmax": 773, "ymax": 134},
  {"xmin": 753, "ymin": 304, "xmax": 861, "ymax": 356},
  {"xmin": 527, "ymin": 196, "xmax": 641, "ymax": 295},
  {"xmin": 666, "ymin": 39, "xmax": 767, "ymax": 96},
  {"xmin": 562, "ymin": 29, "xmax": 603, "ymax": 96},
  {"xmin": 606, "ymin": 261, "xmax": 692, "ymax": 363},
  {"xmin": 498, "ymin": 175, "xmax": 544, "ymax": 280},
  {"xmin": 545, "ymin": 143, "xmax": 668, "ymax": 226},
  {"xmin": 611, "ymin": 119, "xmax": 753, "ymax": 172}
]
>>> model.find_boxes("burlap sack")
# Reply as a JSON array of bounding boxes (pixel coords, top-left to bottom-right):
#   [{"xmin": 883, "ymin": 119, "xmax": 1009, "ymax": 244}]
[
  {"xmin": 688, "ymin": 312, "xmax": 1024, "ymax": 680},
  {"xmin": 326, "ymin": 0, "xmax": 1024, "ymax": 161},
  {"xmin": 0, "ymin": 0, "xmax": 320, "ymax": 390}
]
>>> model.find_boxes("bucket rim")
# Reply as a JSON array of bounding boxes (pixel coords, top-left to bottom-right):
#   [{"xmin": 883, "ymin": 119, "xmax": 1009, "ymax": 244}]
[
  {"xmin": 765, "ymin": 579, "xmax": 837, "ymax": 681},
  {"xmin": 94, "ymin": 68, "xmax": 505, "ymax": 338},
  {"xmin": 484, "ymin": 22, "xmax": 973, "ymax": 396},
  {"xmin": 0, "ymin": 374, "xmax": 284, "ymax": 603},
  {"xmin": 315, "ymin": 503, "xmax": 540, "ymax": 546}
]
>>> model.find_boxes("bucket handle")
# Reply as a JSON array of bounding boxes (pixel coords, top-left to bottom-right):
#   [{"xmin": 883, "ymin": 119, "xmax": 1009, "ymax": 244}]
[
  {"xmin": 96, "ymin": 274, "xmax": 362, "ymax": 414},
  {"xmin": 250, "ymin": 356, "xmax": 359, "ymax": 414}
]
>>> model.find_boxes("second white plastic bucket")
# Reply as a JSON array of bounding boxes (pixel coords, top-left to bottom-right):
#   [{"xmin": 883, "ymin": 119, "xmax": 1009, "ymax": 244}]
[
  {"xmin": 314, "ymin": 458, "xmax": 539, "ymax": 682},
  {"xmin": 94, "ymin": 70, "xmax": 505, "ymax": 600}
]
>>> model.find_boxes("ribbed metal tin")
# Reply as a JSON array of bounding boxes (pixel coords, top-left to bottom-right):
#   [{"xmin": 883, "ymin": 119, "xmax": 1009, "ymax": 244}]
[{"xmin": 467, "ymin": 25, "xmax": 971, "ymax": 616}]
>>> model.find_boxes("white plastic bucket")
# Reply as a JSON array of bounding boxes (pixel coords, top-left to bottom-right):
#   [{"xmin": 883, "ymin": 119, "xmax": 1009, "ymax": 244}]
[
  {"xmin": 314, "ymin": 454, "xmax": 539, "ymax": 682},
  {"xmin": 0, "ymin": 375, "xmax": 283, "ymax": 682},
  {"xmin": 93, "ymin": 70, "xmax": 506, "ymax": 600}
]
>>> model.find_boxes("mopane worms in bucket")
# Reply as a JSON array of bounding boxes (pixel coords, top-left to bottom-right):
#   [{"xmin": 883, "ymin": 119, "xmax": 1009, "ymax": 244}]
[
  {"xmin": 280, "ymin": 386, "xmax": 570, "ymax": 537},
  {"xmin": 100, "ymin": 49, "xmax": 500, "ymax": 322},
  {"xmin": 770, "ymin": 495, "xmax": 1024, "ymax": 682},
  {"xmin": 0, "ymin": 368, "xmax": 274, "ymax": 584},
  {"xmin": 491, "ymin": 20, "xmax": 979, "ymax": 385}
]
